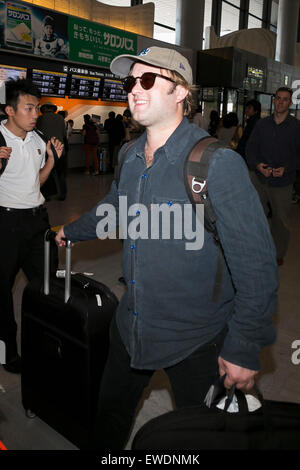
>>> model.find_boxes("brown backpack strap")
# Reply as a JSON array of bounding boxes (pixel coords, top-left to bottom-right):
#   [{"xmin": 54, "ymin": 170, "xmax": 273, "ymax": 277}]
[
  {"xmin": 185, "ymin": 136, "xmax": 224, "ymax": 238},
  {"xmin": 184, "ymin": 136, "xmax": 225, "ymax": 302}
]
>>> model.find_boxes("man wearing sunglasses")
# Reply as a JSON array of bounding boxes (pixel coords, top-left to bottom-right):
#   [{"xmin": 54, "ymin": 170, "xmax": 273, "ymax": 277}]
[{"xmin": 56, "ymin": 46, "xmax": 278, "ymax": 450}]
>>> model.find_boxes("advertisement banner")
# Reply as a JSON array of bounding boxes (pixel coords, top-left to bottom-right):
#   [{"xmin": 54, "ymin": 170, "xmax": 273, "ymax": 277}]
[
  {"xmin": 0, "ymin": 0, "xmax": 69, "ymax": 59},
  {"xmin": 68, "ymin": 16, "xmax": 137, "ymax": 68},
  {"xmin": 0, "ymin": 0, "xmax": 138, "ymax": 68}
]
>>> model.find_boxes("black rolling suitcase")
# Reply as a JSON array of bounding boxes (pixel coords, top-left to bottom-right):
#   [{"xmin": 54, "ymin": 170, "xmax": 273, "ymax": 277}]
[{"xmin": 21, "ymin": 230, "xmax": 118, "ymax": 449}]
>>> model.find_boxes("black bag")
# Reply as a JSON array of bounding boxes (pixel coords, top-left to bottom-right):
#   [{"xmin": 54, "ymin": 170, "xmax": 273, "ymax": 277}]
[
  {"xmin": 132, "ymin": 377, "xmax": 300, "ymax": 450},
  {"xmin": 34, "ymin": 129, "xmax": 60, "ymax": 199},
  {"xmin": 21, "ymin": 230, "xmax": 118, "ymax": 449},
  {"xmin": 0, "ymin": 130, "xmax": 8, "ymax": 175}
]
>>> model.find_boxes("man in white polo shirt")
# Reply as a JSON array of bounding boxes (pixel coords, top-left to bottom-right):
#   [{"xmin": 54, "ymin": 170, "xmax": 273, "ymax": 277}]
[{"xmin": 0, "ymin": 78, "xmax": 63, "ymax": 374}]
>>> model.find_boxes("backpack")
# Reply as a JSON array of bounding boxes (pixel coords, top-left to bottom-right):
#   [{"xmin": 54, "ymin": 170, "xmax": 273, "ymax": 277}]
[
  {"xmin": 115, "ymin": 136, "xmax": 225, "ymax": 301},
  {"xmin": 0, "ymin": 129, "xmax": 59, "ymax": 175}
]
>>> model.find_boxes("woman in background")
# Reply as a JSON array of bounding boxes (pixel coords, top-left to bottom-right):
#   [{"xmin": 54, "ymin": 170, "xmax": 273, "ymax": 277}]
[
  {"xmin": 208, "ymin": 110, "xmax": 220, "ymax": 138},
  {"xmin": 82, "ymin": 114, "xmax": 100, "ymax": 175},
  {"xmin": 218, "ymin": 112, "xmax": 243, "ymax": 149}
]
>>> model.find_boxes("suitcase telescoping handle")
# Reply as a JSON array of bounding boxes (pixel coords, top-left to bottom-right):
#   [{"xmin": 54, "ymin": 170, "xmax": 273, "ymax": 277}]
[{"xmin": 44, "ymin": 229, "xmax": 72, "ymax": 303}]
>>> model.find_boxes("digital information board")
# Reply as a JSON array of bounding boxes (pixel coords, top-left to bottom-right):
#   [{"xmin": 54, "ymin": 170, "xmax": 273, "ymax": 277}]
[
  {"xmin": 102, "ymin": 78, "xmax": 127, "ymax": 102},
  {"xmin": 32, "ymin": 69, "xmax": 67, "ymax": 97},
  {"xmin": 69, "ymin": 74, "xmax": 101, "ymax": 99},
  {"xmin": 0, "ymin": 64, "xmax": 27, "ymax": 103},
  {"xmin": 0, "ymin": 64, "xmax": 27, "ymax": 83}
]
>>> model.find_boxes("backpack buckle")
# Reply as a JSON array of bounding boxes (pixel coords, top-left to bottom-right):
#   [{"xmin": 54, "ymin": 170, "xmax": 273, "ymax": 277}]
[{"xmin": 192, "ymin": 177, "xmax": 206, "ymax": 194}]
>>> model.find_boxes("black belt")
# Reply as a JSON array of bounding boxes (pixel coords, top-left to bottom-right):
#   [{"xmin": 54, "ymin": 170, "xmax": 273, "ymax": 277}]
[{"xmin": 0, "ymin": 205, "xmax": 46, "ymax": 215}]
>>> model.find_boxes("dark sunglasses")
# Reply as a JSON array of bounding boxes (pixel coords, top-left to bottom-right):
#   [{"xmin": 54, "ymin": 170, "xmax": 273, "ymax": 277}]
[{"xmin": 122, "ymin": 72, "xmax": 176, "ymax": 93}]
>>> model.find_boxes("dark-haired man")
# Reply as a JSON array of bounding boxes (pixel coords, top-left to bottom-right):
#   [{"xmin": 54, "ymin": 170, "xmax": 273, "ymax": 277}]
[
  {"xmin": 236, "ymin": 99, "xmax": 261, "ymax": 159},
  {"xmin": 246, "ymin": 87, "xmax": 300, "ymax": 265},
  {"xmin": 104, "ymin": 111, "xmax": 119, "ymax": 172},
  {"xmin": 56, "ymin": 47, "xmax": 278, "ymax": 449},
  {"xmin": 0, "ymin": 78, "xmax": 63, "ymax": 373},
  {"xmin": 36, "ymin": 102, "xmax": 67, "ymax": 200}
]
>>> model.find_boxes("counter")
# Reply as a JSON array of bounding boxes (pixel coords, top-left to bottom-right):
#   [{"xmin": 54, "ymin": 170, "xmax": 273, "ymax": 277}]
[{"xmin": 67, "ymin": 130, "xmax": 109, "ymax": 168}]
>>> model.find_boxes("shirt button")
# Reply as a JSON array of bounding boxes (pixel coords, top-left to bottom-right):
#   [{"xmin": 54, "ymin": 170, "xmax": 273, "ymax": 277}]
[
  {"xmin": 141, "ymin": 173, "xmax": 147, "ymax": 179},
  {"xmin": 168, "ymin": 201, "xmax": 173, "ymax": 206},
  {"xmin": 133, "ymin": 311, "xmax": 137, "ymax": 316},
  {"xmin": 131, "ymin": 279, "xmax": 135, "ymax": 284},
  {"xmin": 136, "ymin": 210, "xmax": 140, "ymax": 215},
  {"xmin": 131, "ymin": 244, "xmax": 136, "ymax": 250}
]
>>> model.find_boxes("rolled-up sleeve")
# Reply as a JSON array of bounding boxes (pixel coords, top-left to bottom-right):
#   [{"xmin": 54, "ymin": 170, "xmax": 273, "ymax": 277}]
[{"xmin": 207, "ymin": 149, "xmax": 278, "ymax": 370}]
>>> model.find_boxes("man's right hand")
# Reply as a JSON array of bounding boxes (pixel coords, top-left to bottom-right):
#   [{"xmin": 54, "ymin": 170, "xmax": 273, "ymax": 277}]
[
  {"xmin": 218, "ymin": 357, "xmax": 258, "ymax": 392},
  {"xmin": 0, "ymin": 146, "xmax": 12, "ymax": 169},
  {"xmin": 55, "ymin": 226, "xmax": 67, "ymax": 247},
  {"xmin": 256, "ymin": 163, "xmax": 272, "ymax": 178}
]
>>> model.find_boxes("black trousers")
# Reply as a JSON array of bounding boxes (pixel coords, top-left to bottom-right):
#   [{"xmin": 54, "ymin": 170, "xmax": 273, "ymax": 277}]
[
  {"xmin": 0, "ymin": 206, "xmax": 57, "ymax": 360},
  {"xmin": 92, "ymin": 315, "xmax": 227, "ymax": 450}
]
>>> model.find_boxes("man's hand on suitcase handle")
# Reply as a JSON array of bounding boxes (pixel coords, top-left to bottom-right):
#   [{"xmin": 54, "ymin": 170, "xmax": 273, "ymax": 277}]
[
  {"xmin": 55, "ymin": 226, "xmax": 67, "ymax": 247},
  {"xmin": 218, "ymin": 357, "xmax": 258, "ymax": 392}
]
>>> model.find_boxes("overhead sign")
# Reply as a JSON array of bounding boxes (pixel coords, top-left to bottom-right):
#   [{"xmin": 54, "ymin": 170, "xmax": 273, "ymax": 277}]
[
  {"xmin": 32, "ymin": 69, "xmax": 67, "ymax": 97},
  {"xmin": 0, "ymin": 0, "xmax": 137, "ymax": 68},
  {"xmin": 0, "ymin": 0, "xmax": 69, "ymax": 58},
  {"xmin": 247, "ymin": 66, "xmax": 264, "ymax": 80},
  {"xmin": 68, "ymin": 17, "xmax": 137, "ymax": 68}
]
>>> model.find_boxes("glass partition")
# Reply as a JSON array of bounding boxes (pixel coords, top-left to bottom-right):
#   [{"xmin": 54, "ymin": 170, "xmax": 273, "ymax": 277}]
[{"xmin": 256, "ymin": 93, "xmax": 273, "ymax": 118}]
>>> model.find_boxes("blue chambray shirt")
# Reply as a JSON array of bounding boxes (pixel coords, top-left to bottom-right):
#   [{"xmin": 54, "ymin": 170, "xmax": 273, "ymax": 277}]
[{"xmin": 64, "ymin": 118, "xmax": 278, "ymax": 371}]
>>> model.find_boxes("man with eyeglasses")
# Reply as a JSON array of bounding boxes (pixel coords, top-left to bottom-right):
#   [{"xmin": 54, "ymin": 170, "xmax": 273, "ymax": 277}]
[
  {"xmin": 56, "ymin": 47, "xmax": 278, "ymax": 450},
  {"xmin": 246, "ymin": 86, "xmax": 300, "ymax": 266}
]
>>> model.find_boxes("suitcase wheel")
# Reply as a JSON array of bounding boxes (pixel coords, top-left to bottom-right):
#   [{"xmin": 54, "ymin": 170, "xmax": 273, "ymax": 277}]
[{"xmin": 25, "ymin": 409, "xmax": 36, "ymax": 419}]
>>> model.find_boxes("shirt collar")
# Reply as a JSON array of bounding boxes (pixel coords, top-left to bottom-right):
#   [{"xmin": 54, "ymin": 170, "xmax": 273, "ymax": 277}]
[
  {"xmin": 0, "ymin": 119, "xmax": 33, "ymax": 142},
  {"xmin": 135, "ymin": 117, "xmax": 191, "ymax": 164},
  {"xmin": 271, "ymin": 113, "xmax": 293, "ymax": 125},
  {"xmin": 163, "ymin": 118, "xmax": 191, "ymax": 163}
]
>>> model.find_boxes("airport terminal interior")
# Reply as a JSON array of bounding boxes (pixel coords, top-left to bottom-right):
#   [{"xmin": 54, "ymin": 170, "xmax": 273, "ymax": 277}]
[
  {"xmin": 0, "ymin": 0, "xmax": 300, "ymax": 451},
  {"xmin": 0, "ymin": 168, "xmax": 299, "ymax": 450}
]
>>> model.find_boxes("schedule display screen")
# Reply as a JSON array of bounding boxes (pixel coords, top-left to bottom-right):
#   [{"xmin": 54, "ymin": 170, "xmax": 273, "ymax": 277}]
[
  {"xmin": 102, "ymin": 78, "xmax": 127, "ymax": 102},
  {"xmin": 69, "ymin": 74, "xmax": 101, "ymax": 99},
  {"xmin": 0, "ymin": 64, "xmax": 27, "ymax": 103},
  {"xmin": 0, "ymin": 64, "xmax": 27, "ymax": 84},
  {"xmin": 32, "ymin": 69, "xmax": 67, "ymax": 97}
]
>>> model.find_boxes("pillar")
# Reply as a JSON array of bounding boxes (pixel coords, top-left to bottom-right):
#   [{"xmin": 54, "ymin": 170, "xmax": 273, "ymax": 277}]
[
  {"xmin": 275, "ymin": 0, "xmax": 300, "ymax": 65},
  {"xmin": 175, "ymin": 0, "xmax": 204, "ymax": 51}
]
